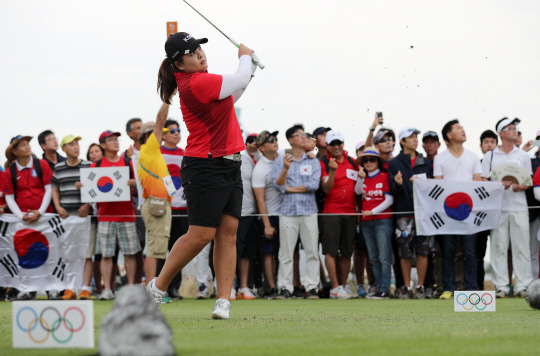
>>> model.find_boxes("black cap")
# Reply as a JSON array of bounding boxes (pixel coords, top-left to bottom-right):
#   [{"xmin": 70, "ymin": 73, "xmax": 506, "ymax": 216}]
[
  {"xmin": 422, "ymin": 131, "xmax": 439, "ymax": 142},
  {"xmin": 313, "ymin": 127, "xmax": 331, "ymax": 137},
  {"xmin": 165, "ymin": 32, "xmax": 208, "ymax": 63}
]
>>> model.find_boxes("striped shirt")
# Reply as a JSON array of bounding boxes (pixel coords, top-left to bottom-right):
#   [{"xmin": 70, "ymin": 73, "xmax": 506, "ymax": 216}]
[
  {"xmin": 271, "ymin": 152, "xmax": 321, "ymax": 216},
  {"xmin": 52, "ymin": 160, "xmax": 92, "ymax": 215}
]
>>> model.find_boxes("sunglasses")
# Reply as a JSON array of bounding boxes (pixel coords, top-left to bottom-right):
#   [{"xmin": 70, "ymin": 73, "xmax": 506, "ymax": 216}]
[
  {"xmin": 378, "ymin": 137, "xmax": 394, "ymax": 144},
  {"xmin": 168, "ymin": 128, "xmax": 180, "ymax": 134},
  {"xmin": 265, "ymin": 137, "xmax": 278, "ymax": 144},
  {"xmin": 246, "ymin": 136, "xmax": 257, "ymax": 144},
  {"xmin": 328, "ymin": 140, "xmax": 343, "ymax": 146},
  {"xmin": 362, "ymin": 157, "xmax": 378, "ymax": 164}
]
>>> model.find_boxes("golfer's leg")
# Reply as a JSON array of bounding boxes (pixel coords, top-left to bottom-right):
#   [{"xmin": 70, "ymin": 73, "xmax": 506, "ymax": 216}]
[
  {"xmin": 213, "ymin": 213, "xmax": 239, "ymax": 300},
  {"xmin": 155, "ymin": 225, "xmax": 216, "ymax": 291}
]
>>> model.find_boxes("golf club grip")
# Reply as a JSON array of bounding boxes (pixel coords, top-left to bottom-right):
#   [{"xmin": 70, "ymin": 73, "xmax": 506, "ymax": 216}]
[{"xmin": 230, "ymin": 38, "xmax": 265, "ymax": 69}]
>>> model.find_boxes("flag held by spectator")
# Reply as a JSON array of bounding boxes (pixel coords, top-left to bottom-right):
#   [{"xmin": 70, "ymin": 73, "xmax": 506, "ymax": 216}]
[
  {"xmin": 0, "ymin": 214, "xmax": 90, "ymax": 292},
  {"xmin": 413, "ymin": 179, "xmax": 504, "ymax": 236},
  {"xmin": 80, "ymin": 167, "xmax": 130, "ymax": 203}
]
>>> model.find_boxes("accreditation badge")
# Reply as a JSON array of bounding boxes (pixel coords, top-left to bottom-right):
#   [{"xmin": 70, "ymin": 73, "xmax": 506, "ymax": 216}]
[{"xmin": 162, "ymin": 175, "xmax": 177, "ymax": 197}]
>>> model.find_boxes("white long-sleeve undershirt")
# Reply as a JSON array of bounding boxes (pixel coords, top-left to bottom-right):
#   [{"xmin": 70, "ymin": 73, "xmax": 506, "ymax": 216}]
[
  {"xmin": 535, "ymin": 187, "xmax": 540, "ymax": 202},
  {"xmin": 372, "ymin": 194, "xmax": 394, "ymax": 214},
  {"xmin": 4, "ymin": 184, "xmax": 52, "ymax": 220},
  {"xmin": 219, "ymin": 55, "xmax": 252, "ymax": 103},
  {"xmin": 355, "ymin": 177, "xmax": 364, "ymax": 195}
]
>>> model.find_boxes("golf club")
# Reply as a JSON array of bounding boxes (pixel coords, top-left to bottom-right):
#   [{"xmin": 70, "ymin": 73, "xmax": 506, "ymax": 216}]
[{"xmin": 183, "ymin": 0, "xmax": 265, "ymax": 69}]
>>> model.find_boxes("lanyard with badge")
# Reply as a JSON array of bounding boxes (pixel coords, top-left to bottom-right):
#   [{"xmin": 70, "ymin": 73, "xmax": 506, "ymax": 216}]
[{"xmin": 138, "ymin": 161, "xmax": 177, "ymax": 197}]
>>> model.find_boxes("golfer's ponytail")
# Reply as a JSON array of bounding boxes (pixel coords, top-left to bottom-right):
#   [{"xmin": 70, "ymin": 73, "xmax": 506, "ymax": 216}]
[{"xmin": 157, "ymin": 58, "xmax": 179, "ymax": 105}]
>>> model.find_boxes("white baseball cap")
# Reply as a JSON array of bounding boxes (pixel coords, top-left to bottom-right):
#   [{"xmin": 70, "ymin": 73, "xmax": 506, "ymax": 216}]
[
  {"xmin": 355, "ymin": 141, "xmax": 366, "ymax": 151},
  {"xmin": 496, "ymin": 117, "xmax": 520, "ymax": 133},
  {"xmin": 325, "ymin": 129, "xmax": 344, "ymax": 144},
  {"xmin": 398, "ymin": 126, "xmax": 421, "ymax": 141}
]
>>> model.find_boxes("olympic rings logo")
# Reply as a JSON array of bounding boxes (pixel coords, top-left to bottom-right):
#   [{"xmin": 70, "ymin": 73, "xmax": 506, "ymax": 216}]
[
  {"xmin": 16, "ymin": 306, "xmax": 86, "ymax": 344},
  {"xmin": 456, "ymin": 293, "xmax": 494, "ymax": 311}
]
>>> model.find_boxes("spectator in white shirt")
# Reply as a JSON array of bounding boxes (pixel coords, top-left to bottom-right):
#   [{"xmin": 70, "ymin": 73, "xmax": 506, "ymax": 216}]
[
  {"xmin": 252, "ymin": 131, "xmax": 282, "ymax": 299},
  {"xmin": 481, "ymin": 118, "xmax": 533, "ymax": 298},
  {"xmin": 433, "ymin": 119, "xmax": 482, "ymax": 300}
]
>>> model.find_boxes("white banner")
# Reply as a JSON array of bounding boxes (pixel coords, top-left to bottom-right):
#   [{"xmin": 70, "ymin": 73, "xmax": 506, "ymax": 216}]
[
  {"xmin": 0, "ymin": 214, "xmax": 90, "ymax": 292},
  {"xmin": 413, "ymin": 179, "xmax": 504, "ymax": 236},
  {"xmin": 454, "ymin": 291, "xmax": 496, "ymax": 312},
  {"xmin": 13, "ymin": 300, "xmax": 94, "ymax": 348},
  {"xmin": 80, "ymin": 167, "xmax": 130, "ymax": 203}
]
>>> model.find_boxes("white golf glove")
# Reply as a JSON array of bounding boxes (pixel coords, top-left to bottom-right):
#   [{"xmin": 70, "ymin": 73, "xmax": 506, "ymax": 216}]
[{"xmin": 251, "ymin": 53, "xmax": 259, "ymax": 76}]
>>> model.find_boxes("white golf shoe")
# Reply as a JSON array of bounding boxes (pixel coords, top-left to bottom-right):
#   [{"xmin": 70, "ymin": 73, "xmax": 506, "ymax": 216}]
[
  {"xmin": 146, "ymin": 278, "xmax": 164, "ymax": 308},
  {"xmin": 211, "ymin": 298, "xmax": 231, "ymax": 319}
]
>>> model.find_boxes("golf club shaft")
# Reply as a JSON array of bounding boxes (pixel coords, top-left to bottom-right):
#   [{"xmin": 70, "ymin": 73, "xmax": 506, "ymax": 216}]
[{"xmin": 183, "ymin": 0, "xmax": 265, "ymax": 69}]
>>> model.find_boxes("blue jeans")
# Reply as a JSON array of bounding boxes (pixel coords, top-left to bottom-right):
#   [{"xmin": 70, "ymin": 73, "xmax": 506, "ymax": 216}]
[
  {"xmin": 441, "ymin": 234, "xmax": 477, "ymax": 291},
  {"xmin": 361, "ymin": 218, "xmax": 393, "ymax": 293}
]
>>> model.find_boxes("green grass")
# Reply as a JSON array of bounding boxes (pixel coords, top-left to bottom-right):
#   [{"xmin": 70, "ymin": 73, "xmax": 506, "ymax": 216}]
[{"xmin": 1, "ymin": 298, "xmax": 539, "ymax": 355}]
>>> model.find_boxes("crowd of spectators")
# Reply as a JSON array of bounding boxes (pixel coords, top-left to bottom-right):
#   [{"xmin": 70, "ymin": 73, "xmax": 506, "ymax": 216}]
[{"xmin": 1, "ymin": 112, "xmax": 540, "ymax": 302}]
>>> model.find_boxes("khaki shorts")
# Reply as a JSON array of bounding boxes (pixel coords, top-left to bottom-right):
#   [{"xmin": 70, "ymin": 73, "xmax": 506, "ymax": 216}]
[
  {"xmin": 86, "ymin": 220, "xmax": 97, "ymax": 259},
  {"xmin": 141, "ymin": 198, "xmax": 172, "ymax": 259}
]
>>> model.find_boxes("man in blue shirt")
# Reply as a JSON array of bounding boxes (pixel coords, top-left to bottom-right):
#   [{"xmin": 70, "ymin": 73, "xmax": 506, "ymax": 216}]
[{"xmin": 272, "ymin": 124, "xmax": 321, "ymax": 299}]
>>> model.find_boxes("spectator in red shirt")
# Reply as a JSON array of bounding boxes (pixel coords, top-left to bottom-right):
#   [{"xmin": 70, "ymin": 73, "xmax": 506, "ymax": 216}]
[
  {"xmin": 3, "ymin": 135, "xmax": 54, "ymax": 300},
  {"xmin": 0, "ymin": 166, "xmax": 6, "ymax": 215},
  {"xmin": 90, "ymin": 131, "xmax": 139, "ymax": 300},
  {"xmin": 356, "ymin": 147, "xmax": 394, "ymax": 299},
  {"xmin": 3, "ymin": 135, "xmax": 53, "ymax": 223},
  {"xmin": 148, "ymin": 32, "xmax": 257, "ymax": 319},
  {"xmin": 319, "ymin": 130, "xmax": 362, "ymax": 299}
]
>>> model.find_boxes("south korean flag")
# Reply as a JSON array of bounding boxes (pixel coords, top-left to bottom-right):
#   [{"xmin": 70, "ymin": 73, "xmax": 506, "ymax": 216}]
[
  {"xmin": 413, "ymin": 179, "xmax": 504, "ymax": 236},
  {"xmin": 0, "ymin": 214, "xmax": 90, "ymax": 292}
]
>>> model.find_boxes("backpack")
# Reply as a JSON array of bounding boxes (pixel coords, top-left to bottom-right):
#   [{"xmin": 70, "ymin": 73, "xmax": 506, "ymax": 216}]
[
  {"xmin": 10, "ymin": 158, "xmax": 43, "ymax": 200},
  {"xmin": 95, "ymin": 156, "xmax": 134, "ymax": 179}
]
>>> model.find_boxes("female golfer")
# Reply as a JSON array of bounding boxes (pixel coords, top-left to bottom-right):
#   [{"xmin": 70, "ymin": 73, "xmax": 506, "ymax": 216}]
[{"xmin": 146, "ymin": 32, "xmax": 256, "ymax": 319}]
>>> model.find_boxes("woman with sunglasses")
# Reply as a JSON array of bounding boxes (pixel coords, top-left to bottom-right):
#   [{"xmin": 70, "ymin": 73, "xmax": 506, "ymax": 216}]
[
  {"xmin": 147, "ymin": 32, "xmax": 257, "ymax": 320},
  {"xmin": 355, "ymin": 147, "xmax": 394, "ymax": 299}
]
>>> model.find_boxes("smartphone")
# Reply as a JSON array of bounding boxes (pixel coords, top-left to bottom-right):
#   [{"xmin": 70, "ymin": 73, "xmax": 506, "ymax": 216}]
[
  {"xmin": 532, "ymin": 140, "xmax": 540, "ymax": 147},
  {"xmin": 285, "ymin": 149, "xmax": 292, "ymax": 155},
  {"xmin": 376, "ymin": 112, "xmax": 383, "ymax": 118}
]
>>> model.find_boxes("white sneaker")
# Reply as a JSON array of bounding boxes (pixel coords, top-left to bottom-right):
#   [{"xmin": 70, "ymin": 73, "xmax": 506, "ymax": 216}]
[
  {"xmin": 146, "ymin": 278, "xmax": 164, "ymax": 307},
  {"xmin": 238, "ymin": 287, "xmax": 257, "ymax": 300},
  {"xmin": 98, "ymin": 288, "xmax": 115, "ymax": 300},
  {"xmin": 197, "ymin": 284, "xmax": 209, "ymax": 299},
  {"xmin": 230, "ymin": 288, "xmax": 237, "ymax": 300},
  {"xmin": 211, "ymin": 298, "xmax": 231, "ymax": 319},
  {"xmin": 343, "ymin": 285, "xmax": 359, "ymax": 299},
  {"xmin": 330, "ymin": 286, "xmax": 352, "ymax": 300}
]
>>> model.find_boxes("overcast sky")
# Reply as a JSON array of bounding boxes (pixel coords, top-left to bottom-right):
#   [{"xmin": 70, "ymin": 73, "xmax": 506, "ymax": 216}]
[{"xmin": 1, "ymin": 0, "xmax": 540, "ymax": 164}]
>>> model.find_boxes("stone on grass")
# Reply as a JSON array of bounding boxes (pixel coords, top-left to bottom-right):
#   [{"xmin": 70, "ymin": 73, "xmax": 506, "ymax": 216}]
[{"xmin": 526, "ymin": 279, "xmax": 540, "ymax": 310}]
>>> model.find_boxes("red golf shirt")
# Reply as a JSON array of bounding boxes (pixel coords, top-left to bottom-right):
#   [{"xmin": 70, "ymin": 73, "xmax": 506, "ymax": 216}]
[
  {"xmin": 361, "ymin": 171, "xmax": 392, "ymax": 221},
  {"xmin": 175, "ymin": 71, "xmax": 245, "ymax": 158},
  {"xmin": 90, "ymin": 157, "xmax": 136, "ymax": 223},
  {"xmin": 320, "ymin": 151, "xmax": 359, "ymax": 214},
  {"xmin": 2, "ymin": 158, "xmax": 53, "ymax": 213}
]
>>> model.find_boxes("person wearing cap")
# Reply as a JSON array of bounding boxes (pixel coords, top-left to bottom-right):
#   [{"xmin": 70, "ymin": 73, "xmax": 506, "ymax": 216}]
[
  {"xmin": 421, "ymin": 131, "xmax": 441, "ymax": 163},
  {"xmin": 319, "ymin": 130, "xmax": 361, "ymax": 299},
  {"xmin": 253, "ymin": 130, "xmax": 281, "ymax": 299},
  {"xmin": 531, "ymin": 162, "xmax": 540, "ymax": 281},
  {"xmin": 51, "ymin": 135, "xmax": 93, "ymax": 300},
  {"xmin": 38, "ymin": 130, "xmax": 67, "ymax": 172},
  {"xmin": 272, "ymin": 124, "xmax": 321, "ymax": 300},
  {"xmin": 149, "ymin": 32, "xmax": 258, "ymax": 319},
  {"xmin": 434, "ymin": 119, "xmax": 482, "ymax": 299},
  {"xmin": 481, "ymin": 117, "xmax": 533, "ymax": 298},
  {"xmin": 356, "ymin": 147, "xmax": 394, "ymax": 299},
  {"xmin": 137, "ymin": 106, "xmax": 175, "ymax": 290},
  {"xmin": 153, "ymin": 117, "xmax": 186, "ymax": 300},
  {"xmin": 3, "ymin": 135, "xmax": 54, "ymax": 300},
  {"xmin": 355, "ymin": 141, "xmax": 366, "ymax": 157},
  {"xmin": 388, "ymin": 127, "xmax": 435, "ymax": 299},
  {"xmin": 312, "ymin": 127, "xmax": 331, "ymax": 160},
  {"xmin": 370, "ymin": 129, "xmax": 396, "ymax": 170},
  {"xmin": 90, "ymin": 130, "xmax": 139, "ymax": 300}
]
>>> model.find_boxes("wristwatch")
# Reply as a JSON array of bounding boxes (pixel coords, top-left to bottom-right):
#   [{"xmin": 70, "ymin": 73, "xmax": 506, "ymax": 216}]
[{"xmin": 370, "ymin": 128, "xmax": 375, "ymax": 132}]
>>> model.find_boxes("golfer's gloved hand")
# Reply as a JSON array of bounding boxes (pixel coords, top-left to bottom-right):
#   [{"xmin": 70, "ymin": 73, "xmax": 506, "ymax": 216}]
[{"xmin": 251, "ymin": 53, "xmax": 259, "ymax": 76}]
